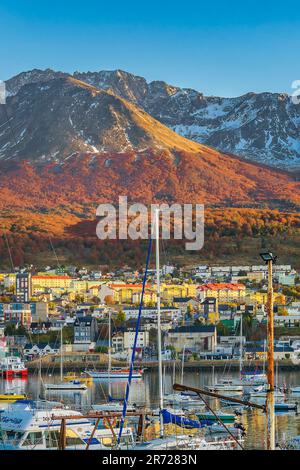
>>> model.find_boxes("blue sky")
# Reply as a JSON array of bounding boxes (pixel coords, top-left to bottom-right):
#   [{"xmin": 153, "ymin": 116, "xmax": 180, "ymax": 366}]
[{"xmin": 1, "ymin": 0, "xmax": 300, "ymax": 97}]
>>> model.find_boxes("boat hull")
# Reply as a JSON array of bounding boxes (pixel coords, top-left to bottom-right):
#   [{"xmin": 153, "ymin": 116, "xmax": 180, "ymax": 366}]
[
  {"xmin": 86, "ymin": 371, "xmax": 142, "ymax": 379},
  {"xmin": 2, "ymin": 369, "xmax": 28, "ymax": 378}
]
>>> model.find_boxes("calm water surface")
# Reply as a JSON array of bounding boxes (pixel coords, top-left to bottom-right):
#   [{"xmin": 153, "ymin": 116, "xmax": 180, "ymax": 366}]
[{"xmin": 1, "ymin": 367, "xmax": 300, "ymax": 450}]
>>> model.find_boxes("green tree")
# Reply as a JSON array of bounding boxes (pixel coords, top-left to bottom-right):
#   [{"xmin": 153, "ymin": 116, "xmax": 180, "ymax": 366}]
[{"xmin": 115, "ymin": 310, "xmax": 126, "ymax": 326}]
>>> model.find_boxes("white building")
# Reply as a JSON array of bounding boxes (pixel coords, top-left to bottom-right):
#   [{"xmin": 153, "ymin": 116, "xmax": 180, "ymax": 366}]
[
  {"xmin": 123, "ymin": 306, "xmax": 182, "ymax": 320},
  {"xmin": 123, "ymin": 330, "xmax": 149, "ymax": 350}
]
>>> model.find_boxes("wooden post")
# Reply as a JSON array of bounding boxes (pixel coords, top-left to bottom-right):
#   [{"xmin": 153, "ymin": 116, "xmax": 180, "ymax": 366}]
[
  {"xmin": 266, "ymin": 259, "xmax": 275, "ymax": 450},
  {"xmin": 58, "ymin": 418, "xmax": 66, "ymax": 450},
  {"xmin": 137, "ymin": 413, "xmax": 145, "ymax": 442},
  {"xmin": 85, "ymin": 417, "xmax": 100, "ymax": 450}
]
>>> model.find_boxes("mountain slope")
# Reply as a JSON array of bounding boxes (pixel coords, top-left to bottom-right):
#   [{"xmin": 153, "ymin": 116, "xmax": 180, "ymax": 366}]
[
  {"xmin": 1, "ymin": 76, "xmax": 209, "ymax": 162},
  {"xmin": 74, "ymin": 70, "xmax": 300, "ymax": 169},
  {"xmin": 5, "ymin": 68, "xmax": 300, "ymax": 169}
]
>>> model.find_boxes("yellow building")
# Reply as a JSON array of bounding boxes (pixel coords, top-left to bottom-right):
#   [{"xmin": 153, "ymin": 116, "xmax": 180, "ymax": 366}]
[
  {"xmin": 132, "ymin": 290, "xmax": 157, "ymax": 306},
  {"xmin": 4, "ymin": 273, "xmax": 16, "ymax": 290},
  {"xmin": 161, "ymin": 283, "xmax": 197, "ymax": 301},
  {"xmin": 32, "ymin": 275, "xmax": 72, "ymax": 293},
  {"xmin": 109, "ymin": 282, "xmax": 198, "ymax": 304},
  {"xmin": 198, "ymin": 283, "xmax": 246, "ymax": 303},
  {"xmin": 109, "ymin": 284, "xmax": 152, "ymax": 303},
  {"xmin": 246, "ymin": 291, "xmax": 286, "ymax": 305}
]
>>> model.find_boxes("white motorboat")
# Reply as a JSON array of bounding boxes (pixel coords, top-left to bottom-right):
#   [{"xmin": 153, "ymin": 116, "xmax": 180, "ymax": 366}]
[
  {"xmin": 92, "ymin": 402, "xmax": 136, "ymax": 412},
  {"xmin": 291, "ymin": 386, "xmax": 300, "ymax": 394},
  {"xmin": 163, "ymin": 392, "xmax": 205, "ymax": 408},
  {"xmin": 85, "ymin": 368, "xmax": 143, "ymax": 379},
  {"xmin": 0, "ymin": 402, "xmax": 135, "ymax": 450},
  {"xmin": 249, "ymin": 385, "xmax": 285, "ymax": 398},
  {"xmin": 44, "ymin": 380, "xmax": 88, "ymax": 391},
  {"xmin": 205, "ymin": 379, "xmax": 243, "ymax": 394}
]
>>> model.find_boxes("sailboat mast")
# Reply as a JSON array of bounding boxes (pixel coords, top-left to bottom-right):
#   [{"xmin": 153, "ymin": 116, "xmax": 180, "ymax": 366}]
[
  {"xmin": 60, "ymin": 324, "xmax": 63, "ymax": 382},
  {"xmin": 266, "ymin": 258, "xmax": 275, "ymax": 450},
  {"xmin": 108, "ymin": 310, "xmax": 112, "ymax": 396},
  {"xmin": 155, "ymin": 209, "xmax": 164, "ymax": 438},
  {"xmin": 239, "ymin": 313, "xmax": 243, "ymax": 375},
  {"xmin": 181, "ymin": 345, "xmax": 185, "ymax": 384}
]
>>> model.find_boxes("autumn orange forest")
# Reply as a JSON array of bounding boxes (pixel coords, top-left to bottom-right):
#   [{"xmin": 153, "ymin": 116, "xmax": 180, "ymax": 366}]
[{"xmin": 1, "ymin": 151, "xmax": 300, "ymax": 270}]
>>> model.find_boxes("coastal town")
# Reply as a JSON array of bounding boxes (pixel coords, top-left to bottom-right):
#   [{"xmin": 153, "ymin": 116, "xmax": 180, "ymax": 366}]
[{"xmin": 1, "ymin": 262, "xmax": 299, "ymax": 370}]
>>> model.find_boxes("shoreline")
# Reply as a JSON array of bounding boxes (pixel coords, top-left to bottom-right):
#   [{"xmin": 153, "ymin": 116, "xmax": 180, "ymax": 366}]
[{"xmin": 26, "ymin": 359, "xmax": 300, "ymax": 372}]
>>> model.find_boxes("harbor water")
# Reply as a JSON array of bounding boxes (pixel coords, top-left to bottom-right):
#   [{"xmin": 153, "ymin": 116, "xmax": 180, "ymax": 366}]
[{"xmin": 1, "ymin": 368, "xmax": 300, "ymax": 450}]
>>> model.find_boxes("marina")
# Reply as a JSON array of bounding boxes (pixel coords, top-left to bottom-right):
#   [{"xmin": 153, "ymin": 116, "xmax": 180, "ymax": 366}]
[{"xmin": 1, "ymin": 368, "xmax": 300, "ymax": 450}]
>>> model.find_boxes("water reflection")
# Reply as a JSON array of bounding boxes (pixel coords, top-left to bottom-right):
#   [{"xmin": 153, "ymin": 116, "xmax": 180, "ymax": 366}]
[{"xmin": 1, "ymin": 368, "xmax": 300, "ymax": 449}]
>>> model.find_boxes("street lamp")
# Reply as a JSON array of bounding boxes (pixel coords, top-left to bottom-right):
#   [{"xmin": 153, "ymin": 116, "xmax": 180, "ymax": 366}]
[
  {"xmin": 260, "ymin": 252, "xmax": 277, "ymax": 264},
  {"xmin": 260, "ymin": 251, "xmax": 276, "ymax": 451}
]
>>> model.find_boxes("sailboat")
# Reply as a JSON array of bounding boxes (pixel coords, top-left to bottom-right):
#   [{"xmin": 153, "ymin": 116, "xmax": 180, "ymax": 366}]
[
  {"xmin": 164, "ymin": 346, "xmax": 204, "ymax": 408},
  {"xmin": 85, "ymin": 312, "xmax": 143, "ymax": 380},
  {"xmin": 206, "ymin": 315, "xmax": 244, "ymax": 394},
  {"xmin": 44, "ymin": 326, "xmax": 87, "ymax": 391}
]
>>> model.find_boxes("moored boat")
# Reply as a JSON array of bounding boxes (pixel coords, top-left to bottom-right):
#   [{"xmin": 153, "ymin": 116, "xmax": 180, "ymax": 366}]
[
  {"xmin": 0, "ymin": 357, "xmax": 28, "ymax": 378},
  {"xmin": 63, "ymin": 372, "xmax": 93, "ymax": 385},
  {"xmin": 0, "ymin": 393, "xmax": 27, "ymax": 402},
  {"xmin": 85, "ymin": 368, "xmax": 143, "ymax": 379},
  {"xmin": 44, "ymin": 380, "xmax": 88, "ymax": 391},
  {"xmin": 196, "ymin": 410, "xmax": 237, "ymax": 424},
  {"xmin": 0, "ymin": 404, "xmax": 135, "ymax": 450}
]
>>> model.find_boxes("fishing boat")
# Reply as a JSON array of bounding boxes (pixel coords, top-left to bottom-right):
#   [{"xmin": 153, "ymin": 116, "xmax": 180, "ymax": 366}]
[
  {"xmin": 0, "ymin": 393, "xmax": 27, "ymax": 402},
  {"xmin": 0, "ymin": 403, "xmax": 135, "ymax": 450},
  {"xmin": 63, "ymin": 372, "xmax": 93, "ymax": 385},
  {"xmin": 0, "ymin": 356, "xmax": 28, "ymax": 378},
  {"xmin": 290, "ymin": 386, "xmax": 300, "ymax": 394}
]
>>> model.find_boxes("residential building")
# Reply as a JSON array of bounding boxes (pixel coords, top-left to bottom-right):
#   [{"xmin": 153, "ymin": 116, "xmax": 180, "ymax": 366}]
[
  {"xmin": 197, "ymin": 283, "xmax": 246, "ymax": 303},
  {"xmin": 3, "ymin": 303, "xmax": 32, "ymax": 327},
  {"xmin": 277, "ymin": 273, "xmax": 296, "ymax": 286},
  {"xmin": 16, "ymin": 273, "xmax": 32, "ymax": 302},
  {"xmin": 74, "ymin": 316, "xmax": 99, "ymax": 344},
  {"xmin": 122, "ymin": 306, "xmax": 181, "ymax": 320},
  {"xmin": 246, "ymin": 291, "xmax": 286, "ymax": 305},
  {"xmin": 24, "ymin": 343, "xmax": 60, "ymax": 358},
  {"xmin": 112, "ymin": 333, "xmax": 124, "ymax": 352},
  {"xmin": 200, "ymin": 297, "xmax": 219, "ymax": 324},
  {"xmin": 123, "ymin": 330, "xmax": 149, "ymax": 350},
  {"xmin": 32, "ymin": 275, "xmax": 72, "ymax": 293},
  {"xmin": 165, "ymin": 325, "xmax": 217, "ymax": 352}
]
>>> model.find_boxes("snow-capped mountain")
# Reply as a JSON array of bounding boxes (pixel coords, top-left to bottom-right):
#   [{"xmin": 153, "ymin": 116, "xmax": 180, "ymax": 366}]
[
  {"xmin": 74, "ymin": 70, "xmax": 300, "ymax": 169},
  {"xmin": 0, "ymin": 76, "xmax": 206, "ymax": 162},
  {"xmin": 3, "ymin": 68, "xmax": 300, "ymax": 168}
]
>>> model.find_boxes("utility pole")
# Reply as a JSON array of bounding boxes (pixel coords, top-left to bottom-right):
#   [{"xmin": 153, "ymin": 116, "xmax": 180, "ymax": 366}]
[{"xmin": 260, "ymin": 252, "xmax": 276, "ymax": 450}]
